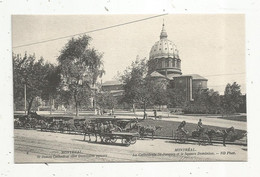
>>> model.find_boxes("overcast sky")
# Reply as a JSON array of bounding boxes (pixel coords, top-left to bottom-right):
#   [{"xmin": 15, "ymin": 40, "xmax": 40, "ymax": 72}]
[{"xmin": 12, "ymin": 14, "xmax": 246, "ymax": 94}]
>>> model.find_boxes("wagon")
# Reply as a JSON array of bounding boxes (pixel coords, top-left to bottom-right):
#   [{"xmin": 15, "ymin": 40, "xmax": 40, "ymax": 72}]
[
  {"xmin": 40, "ymin": 116, "xmax": 73, "ymax": 132},
  {"xmin": 102, "ymin": 131, "xmax": 140, "ymax": 146},
  {"xmin": 85, "ymin": 118, "xmax": 140, "ymax": 146}
]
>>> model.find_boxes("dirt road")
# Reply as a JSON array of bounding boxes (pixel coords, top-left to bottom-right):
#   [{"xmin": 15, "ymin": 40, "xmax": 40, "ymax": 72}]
[{"xmin": 14, "ymin": 129, "xmax": 247, "ymax": 163}]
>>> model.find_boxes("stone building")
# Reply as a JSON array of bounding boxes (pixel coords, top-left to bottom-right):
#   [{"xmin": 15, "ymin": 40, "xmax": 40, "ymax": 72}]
[
  {"xmin": 101, "ymin": 80, "xmax": 125, "ymax": 98},
  {"xmin": 147, "ymin": 23, "xmax": 208, "ymax": 101}
]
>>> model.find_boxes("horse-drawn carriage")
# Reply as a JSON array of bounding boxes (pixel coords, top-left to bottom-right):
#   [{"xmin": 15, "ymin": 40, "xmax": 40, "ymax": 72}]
[
  {"xmin": 174, "ymin": 129, "xmax": 189, "ymax": 143},
  {"xmin": 39, "ymin": 116, "xmax": 74, "ymax": 132},
  {"xmin": 14, "ymin": 113, "xmax": 41, "ymax": 129},
  {"xmin": 102, "ymin": 131, "xmax": 139, "ymax": 146},
  {"xmin": 191, "ymin": 127, "xmax": 236, "ymax": 146},
  {"xmin": 82, "ymin": 118, "xmax": 140, "ymax": 146}
]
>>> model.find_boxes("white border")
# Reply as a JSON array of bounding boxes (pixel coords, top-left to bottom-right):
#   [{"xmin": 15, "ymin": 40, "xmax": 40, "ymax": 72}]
[{"xmin": 1, "ymin": 0, "xmax": 260, "ymax": 177}]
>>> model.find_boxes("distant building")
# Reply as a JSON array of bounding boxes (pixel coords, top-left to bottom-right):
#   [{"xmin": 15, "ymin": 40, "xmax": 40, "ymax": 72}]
[{"xmin": 101, "ymin": 80, "xmax": 125, "ymax": 98}]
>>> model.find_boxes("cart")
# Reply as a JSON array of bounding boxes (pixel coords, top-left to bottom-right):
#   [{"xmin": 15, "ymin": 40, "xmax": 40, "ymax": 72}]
[
  {"xmin": 102, "ymin": 131, "xmax": 140, "ymax": 146},
  {"xmin": 174, "ymin": 129, "xmax": 189, "ymax": 143}
]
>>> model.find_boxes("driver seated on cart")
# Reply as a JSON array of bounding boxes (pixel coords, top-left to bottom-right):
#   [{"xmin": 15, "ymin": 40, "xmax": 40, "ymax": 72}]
[
  {"xmin": 107, "ymin": 121, "xmax": 115, "ymax": 132},
  {"xmin": 177, "ymin": 121, "xmax": 188, "ymax": 135},
  {"xmin": 197, "ymin": 119, "xmax": 203, "ymax": 133}
]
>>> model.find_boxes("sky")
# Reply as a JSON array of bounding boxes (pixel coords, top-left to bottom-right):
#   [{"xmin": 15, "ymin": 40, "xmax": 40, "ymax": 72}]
[{"xmin": 12, "ymin": 14, "xmax": 246, "ymax": 94}]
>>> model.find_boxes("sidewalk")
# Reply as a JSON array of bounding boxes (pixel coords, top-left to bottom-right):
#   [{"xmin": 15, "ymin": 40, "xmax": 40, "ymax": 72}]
[{"xmin": 112, "ymin": 111, "xmax": 247, "ymax": 131}]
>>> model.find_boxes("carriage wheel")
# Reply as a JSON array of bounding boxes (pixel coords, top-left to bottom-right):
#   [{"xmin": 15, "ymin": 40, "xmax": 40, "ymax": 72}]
[
  {"xmin": 104, "ymin": 136, "xmax": 111, "ymax": 143},
  {"xmin": 53, "ymin": 126, "xmax": 58, "ymax": 132},
  {"xmin": 180, "ymin": 133, "xmax": 187, "ymax": 143},
  {"xmin": 25, "ymin": 123, "xmax": 31, "ymax": 129},
  {"xmin": 130, "ymin": 137, "xmax": 137, "ymax": 144},
  {"xmin": 110, "ymin": 137, "xmax": 117, "ymax": 143},
  {"xmin": 174, "ymin": 135, "xmax": 179, "ymax": 142},
  {"xmin": 181, "ymin": 136, "xmax": 186, "ymax": 143},
  {"xmin": 174, "ymin": 131, "xmax": 180, "ymax": 143},
  {"xmin": 174, "ymin": 131, "xmax": 186, "ymax": 143},
  {"xmin": 121, "ymin": 137, "xmax": 130, "ymax": 146},
  {"xmin": 200, "ymin": 136, "xmax": 209, "ymax": 146}
]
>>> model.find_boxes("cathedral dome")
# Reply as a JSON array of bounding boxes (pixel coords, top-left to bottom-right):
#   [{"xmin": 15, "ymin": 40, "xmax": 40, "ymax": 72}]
[
  {"xmin": 149, "ymin": 24, "xmax": 179, "ymax": 60},
  {"xmin": 148, "ymin": 23, "xmax": 182, "ymax": 76}
]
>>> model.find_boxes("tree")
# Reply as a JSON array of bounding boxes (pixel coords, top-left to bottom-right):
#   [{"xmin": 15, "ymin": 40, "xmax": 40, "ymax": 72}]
[
  {"xmin": 206, "ymin": 89, "xmax": 221, "ymax": 114},
  {"xmin": 41, "ymin": 64, "xmax": 61, "ymax": 114},
  {"xmin": 238, "ymin": 94, "xmax": 246, "ymax": 113},
  {"xmin": 121, "ymin": 57, "xmax": 168, "ymax": 117},
  {"xmin": 167, "ymin": 88, "xmax": 187, "ymax": 108},
  {"xmin": 96, "ymin": 91, "xmax": 118, "ymax": 110},
  {"xmin": 222, "ymin": 82, "xmax": 243, "ymax": 115},
  {"xmin": 13, "ymin": 53, "xmax": 54, "ymax": 114},
  {"xmin": 181, "ymin": 88, "xmax": 221, "ymax": 114},
  {"xmin": 57, "ymin": 35, "xmax": 104, "ymax": 116}
]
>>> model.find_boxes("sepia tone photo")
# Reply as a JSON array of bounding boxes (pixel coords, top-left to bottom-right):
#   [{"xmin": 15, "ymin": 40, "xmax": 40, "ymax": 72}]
[{"xmin": 12, "ymin": 14, "xmax": 247, "ymax": 163}]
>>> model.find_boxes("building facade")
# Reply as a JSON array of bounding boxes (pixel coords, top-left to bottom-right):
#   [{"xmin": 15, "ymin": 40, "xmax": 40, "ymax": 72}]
[
  {"xmin": 148, "ymin": 23, "xmax": 208, "ymax": 101},
  {"xmin": 101, "ymin": 80, "xmax": 125, "ymax": 98}
]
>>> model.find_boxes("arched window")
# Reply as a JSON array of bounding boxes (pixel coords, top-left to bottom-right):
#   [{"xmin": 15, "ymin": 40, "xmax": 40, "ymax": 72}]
[
  {"xmin": 157, "ymin": 59, "xmax": 162, "ymax": 68},
  {"xmin": 177, "ymin": 60, "xmax": 180, "ymax": 68},
  {"xmin": 172, "ymin": 59, "xmax": 175, "ymax": 67},
  {"xmin": 162, "ymin": 60, "xmax": 165, "ymax": 68},
  {"xmin": 165, "ymin": 59, "xmax": 170, "ymax": 67},
  {"xmin": 169, "ymin": 59, "xmax": 172, "ymax": 67},
  {"xmin": 156, "ymin": 59, "xmax": 160, "ymax": 69}
]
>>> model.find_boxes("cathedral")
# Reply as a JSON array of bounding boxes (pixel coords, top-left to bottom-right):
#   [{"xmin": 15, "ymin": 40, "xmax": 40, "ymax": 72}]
[{"xmin": 102, "ymin": 23, "xmax": 208, "ymax": 102}]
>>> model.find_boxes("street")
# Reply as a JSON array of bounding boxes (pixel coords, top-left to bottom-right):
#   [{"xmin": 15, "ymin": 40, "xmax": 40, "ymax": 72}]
[{"xmin": 14, "ymin": 129, "xmax": 247, "ymax": 163}]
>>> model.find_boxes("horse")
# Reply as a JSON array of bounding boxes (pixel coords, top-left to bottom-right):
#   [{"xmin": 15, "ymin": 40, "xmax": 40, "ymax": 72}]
[
  {"xmin": 38, "ymin": 119, "xmax": 48, "ymax": 131},
  {"xmin": 213, "ymin": 126, "xmax": 235, "ymax": 146},
  {"xmin": 14, "ymin": 119, "xmax": 23, "ymax": 129},
  {"xmin": 193, "ymin": 127, "xmax": 235, "ymax": 146},
  {"xmin": 127, "ymin": 121, "xmax": 162, "ymax": 140},
  {"xmin": 82, "ymin": 122, "xmax": 100, "ymax": 142},
  {"xmin": 82, "ymin": 122, "xmax": 117, "ymax": 142},
  {"xmin": 63, "ymin": 121, "xmax": 77, "ymax": 134},
  {"xmin": 48, "ymin": 121, "xmax": 60, "ymax": 132},
  {"xmin": 139, "ymin": 125, "xmax": 163, "ymax": 140},
  {"xmin": 174, "ymin": 128, "xmax": 189, "ymax": 143},
  {"xmin": 192, "ymin": 128, "xmax": 211, "ymax": 145}
]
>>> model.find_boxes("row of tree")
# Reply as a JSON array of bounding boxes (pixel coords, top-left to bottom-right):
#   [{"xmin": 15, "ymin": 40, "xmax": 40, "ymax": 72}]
[
  {"xmin": 13, "ymin": 53, "xmax": 60, "ymax": 113},
  {"xmin": 182, "ymin": 84, "xmax": 246, "ymax": 115},
  {"xmin": 13, "ymin": 35, "xmax": 104, "ymax": 116}
]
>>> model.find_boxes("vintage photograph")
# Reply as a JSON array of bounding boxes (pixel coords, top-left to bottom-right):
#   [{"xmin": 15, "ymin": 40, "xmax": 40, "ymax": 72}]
[{"xmin": 12, "ymin": 14, "xmax": 247, "ymax": 163}]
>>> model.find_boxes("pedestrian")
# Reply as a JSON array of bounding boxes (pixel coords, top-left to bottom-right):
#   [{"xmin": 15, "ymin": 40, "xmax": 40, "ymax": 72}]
[
  {"xmin": 143, "ymin": 112, "xmax": 147, "ymax": 120},
  {"xmin": 153, "ymin": 110, "xmax": 157, "ymax": 118}
]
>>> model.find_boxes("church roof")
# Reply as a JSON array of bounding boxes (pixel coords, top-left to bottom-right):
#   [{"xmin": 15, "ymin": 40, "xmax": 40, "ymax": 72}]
[
  {"xmin": 173, "ymin": 74, "xmax": 208, "ymax": 81},
  {"xmin": 166, "ymin": 73, "xmax": 177, "ymax": 79},
  {"xmin": 102, "ymin": 80, "xmax": 124, "ymax": 86},
  {"xmin": 187, "ymin": 74, "xmax": 208, "ymax": 81},
  {"xmin": 149, "ymin": 71, "xmax": 166, "ymax": 78}
]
